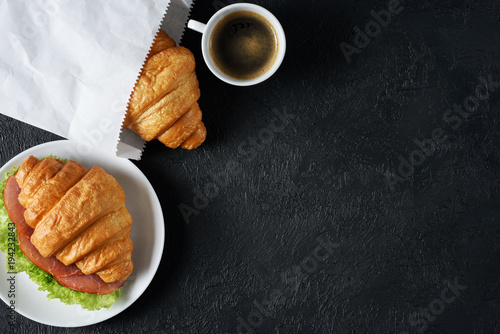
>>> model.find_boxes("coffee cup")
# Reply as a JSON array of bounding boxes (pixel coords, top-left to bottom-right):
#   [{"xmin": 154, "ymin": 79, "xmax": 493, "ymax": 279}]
[{"xmin": 187, "ymin": 3, "xmax": 286, "ymax": 86}]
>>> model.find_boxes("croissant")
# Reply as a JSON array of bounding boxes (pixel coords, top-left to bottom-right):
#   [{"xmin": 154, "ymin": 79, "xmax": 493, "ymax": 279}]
[
  {"xmin": 11, "ymin": 156, "xmax": 134, "ymax": 287},
  {"xmin": 124, "ymin": 30, "xmax": 207, "ymax": 150}
]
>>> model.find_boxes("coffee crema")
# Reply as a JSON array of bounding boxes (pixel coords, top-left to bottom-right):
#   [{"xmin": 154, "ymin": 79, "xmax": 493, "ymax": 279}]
[{"xmin": 209, "ymin": 10, "xmax": 279, "ymax": 81}]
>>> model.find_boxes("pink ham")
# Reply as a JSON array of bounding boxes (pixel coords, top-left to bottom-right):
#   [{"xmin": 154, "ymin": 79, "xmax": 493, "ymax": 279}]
[
  {"xmin": 3, "ymin": 175, "xmax": 123, "ymax": 295},
  {"xmin": 3, "ymin": 176, "xmax": 34, "ymax": 238},
  {"xmin": 55, "ymin": 274, "xmax": 125, "ymax": 295},
  {"xmin": 17, "ymin": 233, "xmax": 82, "ymax": 277}
]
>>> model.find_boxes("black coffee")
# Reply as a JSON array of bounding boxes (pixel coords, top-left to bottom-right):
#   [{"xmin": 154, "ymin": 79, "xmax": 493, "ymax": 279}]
[{"xmin": 209, "ymin": 10, "xmax": 279, "ymax": 80}]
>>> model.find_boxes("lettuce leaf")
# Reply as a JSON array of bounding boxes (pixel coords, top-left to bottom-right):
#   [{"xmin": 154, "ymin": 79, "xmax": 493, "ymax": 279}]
[{"xmin": 0, "ymin": 166, "xmax": 121, "ymax": 311}]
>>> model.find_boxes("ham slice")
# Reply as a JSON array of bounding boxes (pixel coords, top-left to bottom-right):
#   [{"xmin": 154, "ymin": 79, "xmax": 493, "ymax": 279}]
[
  {"xmin": 55, "ymin": 274, "xmax": 124, "ymax": 295},
  {"xmin": 17, "ymin": 233, "xmax": 82, "ymax": 278},
  {"xmin": 3, "ymin": 175, "xmax": 123, "ymax": 295}
]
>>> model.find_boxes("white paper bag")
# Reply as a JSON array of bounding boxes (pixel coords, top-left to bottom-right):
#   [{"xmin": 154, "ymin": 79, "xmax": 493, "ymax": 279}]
[{"xmin": 0, "ymin": 0, "xmax": 195, "ymax": 160}]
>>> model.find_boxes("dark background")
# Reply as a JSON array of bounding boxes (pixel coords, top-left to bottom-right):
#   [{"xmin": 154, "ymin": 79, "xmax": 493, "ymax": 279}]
[{"xmin": 1, "ymin": 0, "xmax": 499, "ymax": 333}]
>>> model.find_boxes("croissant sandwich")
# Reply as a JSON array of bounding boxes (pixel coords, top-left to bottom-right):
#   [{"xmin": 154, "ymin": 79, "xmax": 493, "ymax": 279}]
[
  {"xmin": 124, "ymin": 29, "xmax": 207, "ymax": 150},
  {"xmin": 2, "ymin": 156, "xmax": 134, "ymax": 297}
]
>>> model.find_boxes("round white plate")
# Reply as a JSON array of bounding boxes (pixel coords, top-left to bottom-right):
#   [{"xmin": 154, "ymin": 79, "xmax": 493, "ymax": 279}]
[{"xmin": 0, "ymin": 140, "xmax": 164, "ymax": 327}]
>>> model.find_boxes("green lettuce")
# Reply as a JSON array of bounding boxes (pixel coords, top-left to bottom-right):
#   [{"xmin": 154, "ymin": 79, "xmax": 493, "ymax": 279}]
[{"xmin": 0, "ymin": 166, "xmax": 121, "ymax": 311}]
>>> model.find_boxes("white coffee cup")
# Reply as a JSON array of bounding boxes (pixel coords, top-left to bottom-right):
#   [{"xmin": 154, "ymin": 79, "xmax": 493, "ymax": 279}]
[{"xmin": 187, "ymin": 3, "xmax": 286, "ymax": 86}]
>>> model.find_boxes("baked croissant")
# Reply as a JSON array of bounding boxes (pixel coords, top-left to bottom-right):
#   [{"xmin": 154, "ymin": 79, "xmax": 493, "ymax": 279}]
[
  {"xmin": 124, "ymin": 30, "xmax": 207, "ymax": 150},
  {"xmin": 13, "ymin": 156, "xmax": 134, "ymax": 285}
]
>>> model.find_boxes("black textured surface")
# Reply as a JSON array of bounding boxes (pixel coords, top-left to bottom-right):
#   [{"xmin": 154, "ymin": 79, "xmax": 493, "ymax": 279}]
[{"xmin": 1, "ymin": 0, "xmax": 500, "ymax": 333}]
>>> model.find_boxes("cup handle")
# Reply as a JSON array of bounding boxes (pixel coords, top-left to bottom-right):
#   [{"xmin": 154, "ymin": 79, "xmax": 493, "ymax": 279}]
[{"xmin": 187, "ymin": 20, "xmax": 206, "ymax": 34}]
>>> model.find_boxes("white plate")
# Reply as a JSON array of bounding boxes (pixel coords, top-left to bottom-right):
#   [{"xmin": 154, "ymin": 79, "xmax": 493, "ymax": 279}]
[{"xmin": 0, "ymin": 140, "xmax": 164, "ymax": 327}]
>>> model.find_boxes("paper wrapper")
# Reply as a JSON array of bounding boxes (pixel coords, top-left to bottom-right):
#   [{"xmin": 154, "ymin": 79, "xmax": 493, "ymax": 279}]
[{"xmin": 0, "ymin": 0, "xmax": 195, "ymax": 160}]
